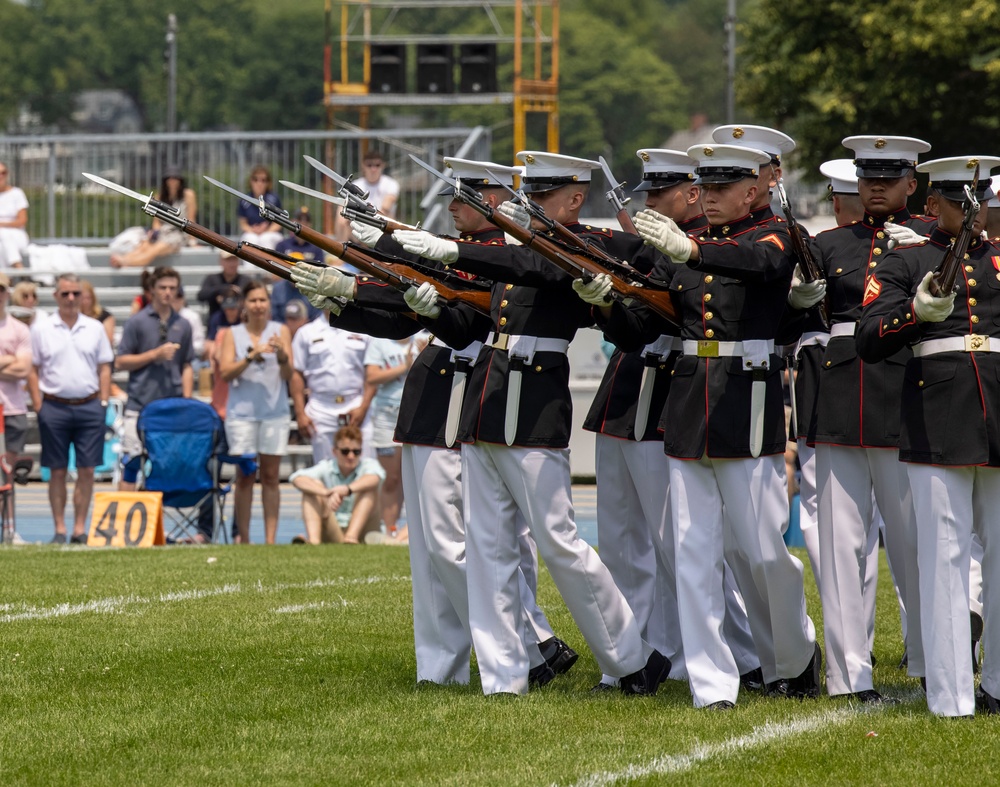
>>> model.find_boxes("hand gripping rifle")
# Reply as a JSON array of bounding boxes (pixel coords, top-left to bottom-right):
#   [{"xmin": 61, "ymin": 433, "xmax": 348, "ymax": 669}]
[
  {"xmin": 410, "ymin": 155, "xmax": 679, "ymax": 326},
  {"xmin": 300, "ymin": 156, "xmax": 422, "ymax": 233},
  {"xmin": 776, "ymin": 179, "xmax": 830, "ymax": 325},
  {"xmin": 83, "ymin": 173, "xmax": 300, "ymax": 282},
  {"xmin": 203, "ymin": 176, "xmax": 491, "ymax": 317},
  {"xmin": 929, "ymin": 165, "xmax": 981, "ymax": 298},
  {"xmin": 599, "ymin": 156, "xmax": 638, "ymax": 235}
]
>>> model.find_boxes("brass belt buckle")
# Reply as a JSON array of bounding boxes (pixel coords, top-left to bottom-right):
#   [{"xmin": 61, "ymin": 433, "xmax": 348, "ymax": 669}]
[
  {"xmin": 965, "ymin": 334, "xmax": 989, "ymax": 352},
  {"xmin": 696, "ymin": 340, "xmax": 720, "ymax": 358},
  {"xmin": 492, "ymin": 333, "xmax": 510, "ymax": 352}
]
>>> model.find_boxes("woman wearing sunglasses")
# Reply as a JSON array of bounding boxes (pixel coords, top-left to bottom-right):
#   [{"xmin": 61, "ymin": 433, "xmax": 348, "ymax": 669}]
[{"xmin": 237, "ymin": 165, "xmax": 284, "ymax": 249}]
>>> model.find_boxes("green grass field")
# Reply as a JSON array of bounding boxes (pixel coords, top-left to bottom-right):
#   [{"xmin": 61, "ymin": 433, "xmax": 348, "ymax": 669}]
[{"xmin": 1, "ymin": 544, "xmax": 997, "ymax": 786}]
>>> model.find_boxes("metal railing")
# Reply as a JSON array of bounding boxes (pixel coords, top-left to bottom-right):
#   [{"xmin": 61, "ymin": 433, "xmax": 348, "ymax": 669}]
[{"xmin": 0, "ymin": 127, "xmax": 492, "ymax": 244}]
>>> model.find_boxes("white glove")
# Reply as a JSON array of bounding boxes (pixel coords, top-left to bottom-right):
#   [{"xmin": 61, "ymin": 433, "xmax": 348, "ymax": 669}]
[
  {"xmin": 885, "ymin": 221, "xmax": 924, "ymax": 250},
  {"xmin": 291, "ymin": 261, "xmax": 356, "ymax": 300},
  {"xmin": 306, "ymin": 292, "xmax": 343, "ymax": 316},
  {"xmin": 392, "ymin": 230, "xmax": 459, "ymax": 263},
  {"xmin": 787, "ymin": 264, "xmax": 827, "ymax": 309},
  {"xmin": 913, "ymin": 270, "xmax": 955, "ymax": 323},
  {"xmin": 349, "ymin": 220, "xmax": 384, "ymax": 248},
  {"xmin": 634, "ymin": 209, "xmax": 693, "ymax": 262},
  {"xmin": 572, "ymin": 273, "xmax": 613, "ymax": 306},
  {"xmin": 403, "ymin": 282, "xmax": 442, "ymax": 318},
  {"xmin": 497, "ymin": 200, "xmax": 532, "ymax": 231}
]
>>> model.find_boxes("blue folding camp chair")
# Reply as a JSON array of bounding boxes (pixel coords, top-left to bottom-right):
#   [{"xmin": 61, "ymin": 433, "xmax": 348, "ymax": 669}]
[{"xmin": 136, "ymin": 397, "xmax": 232, "ymax": 543}]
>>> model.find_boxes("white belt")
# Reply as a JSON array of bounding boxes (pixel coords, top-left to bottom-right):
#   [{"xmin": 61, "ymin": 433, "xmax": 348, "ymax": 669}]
[
  {"xmin": 488, "ymin": 333, "xmax": 570, "ymax": 360},
  {"xmin": 912, "ymin": 335, "xmax": 1000, "ymax": 357},
  {"xmin": 830, "ymin": 322, "xmax": 856, "ymax": 338},
  {"xmin": 795, "ymin": 330, "xmax": 831, "ymax": 353},
  {"xmin": 431, "ymin": 336, "xmax": 482, "ymax": 365},
  {"xmin": 681, "ymin": 339, "xmax": 775, "ymax": 358},
  {"xmin": 641, "ymin": 335, "xmax": 678, "ymax": 358}
]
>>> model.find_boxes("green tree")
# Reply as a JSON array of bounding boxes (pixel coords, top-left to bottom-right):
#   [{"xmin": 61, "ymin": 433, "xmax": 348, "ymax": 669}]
[{"xmin": 740, "ymin": 0, "xmax": 1000, "ymax": 176}]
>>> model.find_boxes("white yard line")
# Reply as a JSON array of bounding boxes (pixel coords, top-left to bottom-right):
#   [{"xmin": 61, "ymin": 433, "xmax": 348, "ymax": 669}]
[
  {"xmin": 563, "ymin": 708, "xmax": 856, "ymax": 787},
  {"xmin": 0, "ymin": 575, "xmax": 409, "ymax": 623}
]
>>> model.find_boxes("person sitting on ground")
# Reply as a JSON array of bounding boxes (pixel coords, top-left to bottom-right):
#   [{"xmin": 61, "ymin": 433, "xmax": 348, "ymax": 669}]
[
  {"xmin": 238, "ymin": 165, "xmax": 283, "ymax": 249},
  {"xmin": 289, "ymin": 425, "xmax": 384, "ymax": 544},
  {"xmin": 110, "ymin": 168, "xmax": 197, "ymax": 269}
]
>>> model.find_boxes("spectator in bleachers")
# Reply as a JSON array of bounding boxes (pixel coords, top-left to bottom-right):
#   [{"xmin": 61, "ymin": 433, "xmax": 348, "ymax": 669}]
[
  {"xmin": 204, "ymin": 285, "xmax": 243, "ymax": 362},
  {"xmin": 129, "ymin": 270, "xmax": 153, "ymax": 317},
  {"xmin": 79, "ymin": 279, "xmax": 115, "ymax": 348},
  {"xmin": 115, "ymin": 266, "xmax": 194, "ymax": 491},
  {"xmin": 174, "ymin": 286, "xmax": 205, "ymax": 362},
  {"xmin": 364, "ymin": 335, "xmax": 424, "ymax": 543},
  {"xmin": 290, "ymin": 425, "xmax": 384, "ymax": 544},
  {"xmin": 0, "ymin": 273, "xmax": 33, "ymax": 455},
  {"xmin": 109, "ymin": 168, "xmax": 197, "ymax": 269},
  {"xmin": 197, "ymin": 250, "xmax": 252, "ymax": 321},
  {"xmin": 0, "ymin": 162, "xmax": 29, "ymax": 270},
  {"xmin": 11, "ymin": 281, "xmax": 45, "ymax": 326},
  {"xmin": 217, "ymin": 281, "xmax": 292, "ymax": 544},
  {"xmin": 28, "ymin": 273, "xmax": 113, "ymax": 543},
  {"xmin": 282, "ymin": 299, "xmax": 309, "ymax": 338},
  {"xmin": 271, "ymin": 206, "xmax": 324, "ymax": 322},
  {"xmin": 238, "ymin": 166, "xmax": 283, "ymax": 249}
]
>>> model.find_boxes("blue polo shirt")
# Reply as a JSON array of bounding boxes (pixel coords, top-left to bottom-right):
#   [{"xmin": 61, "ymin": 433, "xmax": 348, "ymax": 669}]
[{"xmin": 117, "ymin": 306, "xmax": 195, "ymax": 413}]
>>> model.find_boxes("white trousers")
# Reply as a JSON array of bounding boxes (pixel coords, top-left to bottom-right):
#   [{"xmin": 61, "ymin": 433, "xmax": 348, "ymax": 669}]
[
  {"xmin": 0, "ymin": 227, "xmax": 28, "ymax": 267},
  {"xmin": 670, "ymin": 453, "xmax": 815, "ymax": 707},
  {"xmin": 798, "ymin": 439, "xmax": 880, "ymax": 653},
  {"xmin": 402, "ymin": 445, "xmax": 555, "ymax": 685},
  {"xmin": 908, "ymin": 464, "xmax": 1000, "ymax": 717},
  {"xmin": 464, "ymin": 442, "xmax": 647, "ymax": 695},
  {"xmin": 816, "ymin": 444, "xmax": 922, "ymax": 694}
]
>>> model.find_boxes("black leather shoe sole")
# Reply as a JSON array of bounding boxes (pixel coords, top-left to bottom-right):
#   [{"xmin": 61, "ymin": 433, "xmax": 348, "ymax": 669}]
[
  {"xmin": 544, "ymin": 638, "xmax": 579, "ymax": 675},
  {"xmin": 705, "ymin": 700, "xmax": 735, "ymax": 710},
  {"xmin": 786, "ymin": 643, "xmax": 822, "ymax": 699},
  {"xmin": 620, "ymin": 650, "xmax": 672, "ymax": 696},
  {"xmin": 850, "ymin": 689, "xmax": 900, "ymax": 706},
  {"xmin": 976, "ymin": 686, "xmax": 1000, "ymax": 715}
]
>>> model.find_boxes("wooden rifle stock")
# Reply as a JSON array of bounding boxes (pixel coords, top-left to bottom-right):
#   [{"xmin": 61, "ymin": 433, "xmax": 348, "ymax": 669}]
[
  {"xmin": 930, "ymin": 172, "xmax": 981, "ymax": 298},
  {"xmin": 616, "ymin": 208, "xmax": 638, "ymax": 235}
]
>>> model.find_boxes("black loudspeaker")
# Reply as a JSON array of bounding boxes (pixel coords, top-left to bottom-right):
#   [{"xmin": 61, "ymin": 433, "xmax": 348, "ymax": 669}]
[
  {"xmin": 459, "ymin": 43, "xmax": 497, "ymax": 93},
  {"xmin": 370, "ymin": 44, "xmax": 406, "ymax": 93},
  {"xmin": 416, "ymin": 44, "xmax": 454, "ymax": 94}
]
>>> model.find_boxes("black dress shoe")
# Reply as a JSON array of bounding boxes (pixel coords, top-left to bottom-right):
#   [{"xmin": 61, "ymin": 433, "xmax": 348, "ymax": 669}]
[
  {"xmin": 590, "ymin": 681, "xmax": 617, "ymax": 693},
  {"xmin": 540, "ymin": 637, "xmax": 579, "ymax": 675},
  {"xmin": 705, "ymin": 700, "xmax": 735, "ymax": 710},
  {"xmin": 971, "ymin": 612, "xmax": 984, "ymax": 674},
  {"xmin": 740, "ymin": 667, "xmax": 765, "ymax": 693},
  {"xmin": 786, "ymin": 643, "xmax": 822, "ymax": 699},
  {"xmin": 765, "ymin": 679, "xmax": 789, "ymax": 698},
  {"xmin": 976, "ymin": 686, "xmax": 1000, "ymax": 715},
  {"xmin": 850, "ymin": 689, "xmax": 900, "ymax": 706},
  {"xmin": 620, "ymin": 650, "xmax": 671, "ymax": 696},
  {"xmin": 528, "ymin": 662, "xmax": 555, "ymax": 688}
]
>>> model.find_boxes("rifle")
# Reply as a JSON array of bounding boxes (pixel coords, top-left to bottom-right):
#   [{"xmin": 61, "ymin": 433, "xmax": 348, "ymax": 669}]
[
  {"xmin": 599, "ymin": 156, "xmax": 638, "ymax": 235},
  {"xmin": 82, "ymin": 173, "xmax": 299, "ymax": 282},
  {"xmin": 204, "ymin": 176, "xmax": 492, "ymax": 317},
  {"xmin": 411, "ymin": 155, "xmax": 679, "ymax": 326},
  {"xmin": 280, "ymin": 175, "xmax": 420, "ymax": 234},
  {"xmin": 775, "ymin": 180, "xmax": 822, "ymax": 283},
  {"xmin": 930, "ymin": 165, "xmax": 981, "ymax": 297}
]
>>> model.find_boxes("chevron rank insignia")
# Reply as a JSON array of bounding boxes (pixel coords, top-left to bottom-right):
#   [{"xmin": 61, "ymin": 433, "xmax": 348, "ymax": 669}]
[{"xmin": 862, "ymin": 275, "xmax": 882, "ymax": 306}]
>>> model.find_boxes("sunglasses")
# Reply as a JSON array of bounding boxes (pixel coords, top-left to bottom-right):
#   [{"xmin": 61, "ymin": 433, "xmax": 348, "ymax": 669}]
[
  {"xmin": 57, "ymin": 290, "xmax": 82, "ymax": 298},
  {"xmin": 337, "ymin": 448, "xmax": 362, "ymax": 456}
]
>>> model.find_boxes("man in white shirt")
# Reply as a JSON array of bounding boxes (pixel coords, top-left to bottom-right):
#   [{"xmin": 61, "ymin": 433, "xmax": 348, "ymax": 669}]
[
  {"xmin": 29, "ymin": 273, "xmax": 113, "ymax": 543},
  {"xmin": 0, "ymin": 162, "xmax": 29, "ymax": 269},
  {"xmin": 334, "ymin": 150, "xmax": 401, "ymax": 240},
  {"xmin": 291, "ymin": 312, "xmax": 376, "ymax": 462}
]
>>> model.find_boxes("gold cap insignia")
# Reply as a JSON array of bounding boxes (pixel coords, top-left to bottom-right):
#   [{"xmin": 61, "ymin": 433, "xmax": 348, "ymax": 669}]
[
  {"xmin": 703, "ymin": 147, "xmax": 714, "ymax": 157},
  {"xmin": 874, "ymin": 138, "xmax": 887, "ymax": 149},
  {"xmin": 732, "ymin": 127, "xmax": 745, "ymax": 139},
  {"xmin": 968, "ymin": 158, "xmax": 979, "ymax": 169},
  {"xmin": 640, "ymin": 151, "xmax": 650, "ymax": 162},
  {"xmin": 524, "ymin": 154, "xmax": 535, "ymax": 164}
]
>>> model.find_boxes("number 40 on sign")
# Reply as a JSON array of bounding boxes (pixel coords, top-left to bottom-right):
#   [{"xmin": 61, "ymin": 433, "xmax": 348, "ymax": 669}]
[{"xmin": 87, "ymin": 492, "xmax": 165, "ymax": 547}]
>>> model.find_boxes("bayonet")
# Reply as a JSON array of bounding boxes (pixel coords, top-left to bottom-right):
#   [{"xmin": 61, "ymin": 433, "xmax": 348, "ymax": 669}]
[
  {"xmin": 278, "ymin": 179, "xmax": 348, "ymax": 208},
  {"xmin": 598, "ymin": 156, "xmax": 638, "ymax": 235},
  {"xmin": 303, "ymin": 155, "xmax": 369, "ymax": 200}
]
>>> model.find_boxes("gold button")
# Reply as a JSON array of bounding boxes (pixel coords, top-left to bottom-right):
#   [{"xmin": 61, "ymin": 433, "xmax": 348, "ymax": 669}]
[
  {"xmin": 439, "ymin": 369, "xmax": 447, "ymax": 375},
  {"xmin": 704, "ymin": 293, "xmax": 712, "ymax": 302},
  {"xmin": 705, "ymin": 312, "xmax": 714, "ymax": 320},
  {"xmin": 825, "ymin": 361, "xmax": 832, "ymax": 367},
  {"xmin": 918, "ymin": 380, "xmax": 924, "ymax": 387},
  {"xmin": 873, "ymin": 248, "xmax": 882, "ymax": 256},
  {"xmin": 704, "ymin": 275, "xmax": 714, "ymax": 283},
  {"xmin": 969, "ymin": 279, "xmax": 977, "ymax": 287},
  {"xmin": 972, "ymin": 315, "xmax": 980, "ymax": 324},
  {"xmin": 906, "ymin": 313, "xmax": 911, "ymax": 319},
  {"xmin": 677, "ymin": 284, "xmax": 683, "ymax": 291},
  {"xmin": 887, "ymin": 214, "xmax": 895, "ymax": 222},
  {"xmin": 835, "ymin": 268, "xmax": 843, "ymax": 274},
  {"xmin": 705, "ymin": 329, "xmax": 715, "ymax": 338},
  {"xmin": 362, "ymin": 277, "xmax": 370, "ymax": 282},
  {"xmin": 505, "ymin": 283, "xmax": 513, "ymax": 291},
  {"xmin": 970, "ymin": 298, "xmax": 978, "ymax": 307},
  {"xmin": 534, "ymin": 365, "xmax": 542, "ymax": 372},
  {"xmin": 892, "ymin": 318, "xmax": 899, "ymax": 325},
  {"xmin": 877, "ymin": 231, "xmax": 885, "ymax": 239},
  {"xmin": 671, "ymin": 369, "xmax": 676, "ymax": 376},
  {"xmin": 965, "ymin": 253, "xmax": 971, "ymax": 260},
  {"xmin": 869, "ymin": 262, "xmax": 877, "ymax": 268},
  {"xmin": 722, "ymin": 225, "xmax": 730, "ymax": 234},
  {"xmin": 499, "ymin": 316, "xmax": 507, "ymax": 326},
  {"xmin": 500, "ymin": 299, "xmax": 508, "ymax": 308},
  {"xmin": 659, "ymin": 364, "xmax": 665, "ymax": 370},
  {"xmin": 966, "ymin": 265, "xmax": 975, "ymax": 272}
]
